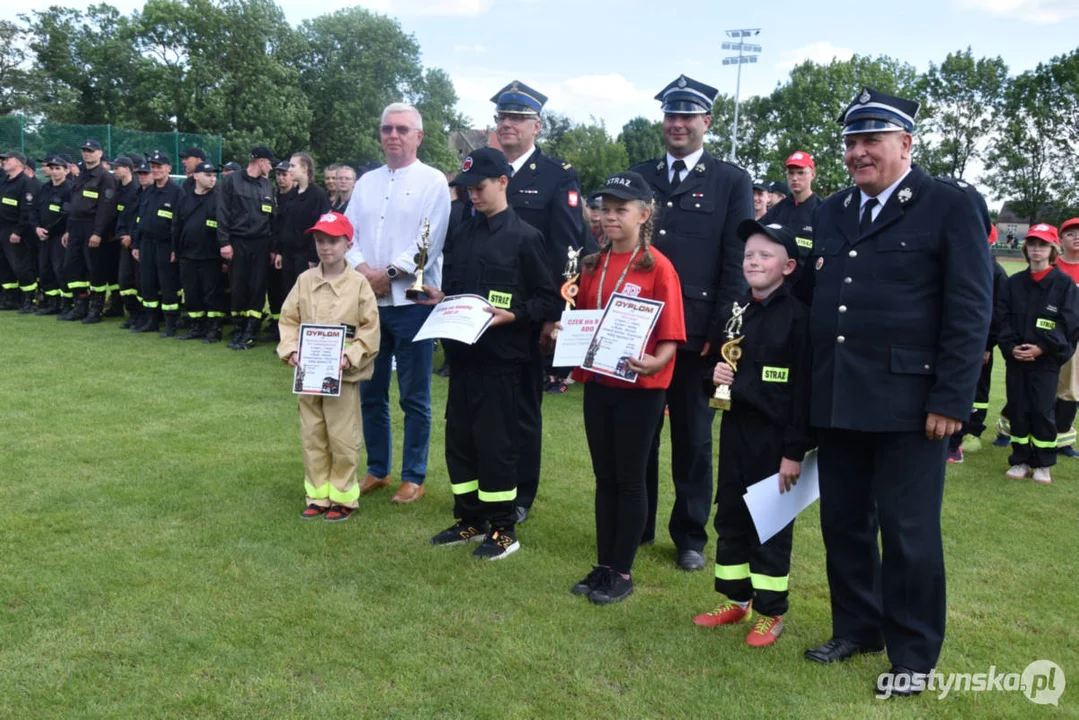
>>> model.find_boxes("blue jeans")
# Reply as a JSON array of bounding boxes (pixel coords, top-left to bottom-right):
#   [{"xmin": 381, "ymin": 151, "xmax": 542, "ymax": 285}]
[{"xmin": 360, "ymin": 304, "xmax": 434, "ymax": 484}]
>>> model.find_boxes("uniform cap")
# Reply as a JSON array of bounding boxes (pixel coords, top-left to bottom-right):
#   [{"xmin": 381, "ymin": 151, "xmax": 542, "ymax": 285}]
[
  {"xmin": 1060, "ymin": 218, "xmax": 1079, "ymax": 233},
  {"xmin": 179, "ymin": 147, "xmax": 206, "ymax": 160},
  {"xmin": 840, "ymin": 87, "xmax": 920, "ymax": 135},
  {"xmin": 593, "ymin": 171, "xmax": 653, "ymax": 202},
  {"xmin": 223, "ymin": 161, "xmax": 243, "ymax": 173},
  {"xmin": 193, "ymin": 161, "xmax": 217, "ymax": 174},
  {"xmin": 135, "ymin": 162, "xmax": 151, "ymax": 174},
  {"xmin": 738, "ymin": 219, "xmax": 800, "ymax": 262},
  {"xmin": 274, "ymin": 159, "xmax": 291, "ymax": 173},
  {"xmin": 1025, "ymin": 223, "xmax": 1059, "ymax": 245},
  {"xmin": 769, "ymin": 180, "xmax": 791, "ymax": 196},
  {"xmin": 450, "ymin": 147, "xmax": 512, "ymax": 186},
  {"xmin": 785, "ymin": 151, "xmax": 814, "ymax": 169},
  {"xmin": 305, "ymin": 212, "xmax": 353, "ymax": 240},
  {"xmin": 111, "ymin": 156, "xmax": 134, "ymax": 169},
  {"xmin": 127, "ymin": 152, "xmax": 146, "ymax": 166},
  {"xmin": 81, "ymin": 139, "xmax": 103, "ymax": 151},
  {"xmin": 44, "ymin": 154, "xmax": 68, "ymax": 167},
  {"xmin": 1, "ymin": 150, "xmax": 27, "ymax": 164},
  {"xmin": 24, "ymin": 157, "xmax": 36, "ymax": 171},
  {"xmin": 148, "ymin": 149, "xmax": 172, "ymax": 165},
  {"xmin": 491, "ymin": 80, "xmax": 547, "ymax": 116},
  {"xmin": 250, "ymin": 146, "xmax": 276, "ymax": 162},
  {"xmin": 752, "ymin": 179, "xmax": 769, "ymax": 193},
  {"xmin": 656, "ymin": 75, "xmax": 718, "ymax": 114}
]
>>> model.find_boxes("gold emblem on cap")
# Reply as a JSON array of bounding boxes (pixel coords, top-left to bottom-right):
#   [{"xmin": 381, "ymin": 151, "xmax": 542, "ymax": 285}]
[
  {"xmin": 898, "ymin": 187, "xmax": 913, "ymax": 203},
  {"xmin": 859, "ymin": 89, "xmax": 871, "ymax": 103}
]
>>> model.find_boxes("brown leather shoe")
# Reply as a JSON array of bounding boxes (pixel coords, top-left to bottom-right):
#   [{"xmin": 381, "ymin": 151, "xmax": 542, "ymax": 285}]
[
  {"xmin": 391, "ymin": 481, "xmax": 425, "ymax": 504},
  {"xmin": 359, "ymin": 474, "xmax": 391, "ymax": 496}
]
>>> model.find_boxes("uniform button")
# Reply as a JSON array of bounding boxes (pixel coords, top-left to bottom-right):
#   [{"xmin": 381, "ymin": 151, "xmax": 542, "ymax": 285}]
[
  {"xmin": 666, "ymin": 201, "xmax": 673, "ymax": 208},
  {"xmin": 923, "ymin": 364, "xmax": 931, "ymax": 370},
  {"xmin": 837, "ymin": 335, "xmax": 846, "ymax": 343},
  {"xmin": 838, "ymin": 305, "xmax": 847, "ymax": 313},
  {"xmin": 695, "ymin": 203, "xmax": 701, "ymax": 208},
  {"xmin": 844, "ymin": 277, "xmax": 852, "ymax": 284},
  {"xmin": 659, "ymin": 229, "xmax": 667, "ymax": 236},
  {"xmin": 848, "ymin": 249, "xmax": 858, "ymax": 258},
  {"xmin": 901, "ymin": 241, "xmax": 907, "ymax": 247}
]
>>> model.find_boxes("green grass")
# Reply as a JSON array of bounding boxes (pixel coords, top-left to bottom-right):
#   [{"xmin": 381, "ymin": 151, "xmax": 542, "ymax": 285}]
[{"xmin": 0, "ymin": 298, "xmax": 1076, "ymax": 718}]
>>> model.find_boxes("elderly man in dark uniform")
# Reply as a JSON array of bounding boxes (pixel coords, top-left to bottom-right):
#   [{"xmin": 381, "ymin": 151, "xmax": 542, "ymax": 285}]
[
  {"xmin": 489, "ymin": 80, "xmax": 587, "ymax": 523},
  {"xmin": 630, "ymin": 75, "xmax": 753, "ymax": 570},
  {"xmin": 804, "ymin": 88, "xmax": 992, "ymax": 696}
]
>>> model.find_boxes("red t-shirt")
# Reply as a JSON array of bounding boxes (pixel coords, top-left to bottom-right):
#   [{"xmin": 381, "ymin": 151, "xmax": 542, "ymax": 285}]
[
  {"xmin": 571, "ymin": 246, "xmax": 686, "ymax": 390},
  {"xmin": 1056, "ymin": 258, "xmax": 1079, "ymax": 284}
]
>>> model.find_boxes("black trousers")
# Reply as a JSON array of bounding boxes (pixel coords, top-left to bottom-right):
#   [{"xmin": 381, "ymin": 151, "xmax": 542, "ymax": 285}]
[
  {"xmin": 0, "ymin": 240, "xmax": 14, "ymax": 292},
  {"xmin": 818, "ymin": 428, "xmax": 947, "ymax": 673},
  {"xmin": 267, "ymin": 264, "xmax": 284, "ymax": 320},
  {"xmin": 38, "ymin": 233, "xmax": 65, "ymax": 296},
  {"xmin": 583, "ymin": 383, "xmax": 666, "ymax": 575},
  {"xmin": 713, "ymin": 410, "xmax": 794, "ymax": 617},
  {"xmin": 1056, "ymin": 398, "xmax": 1078, "ymax": 436},
  {"xmin": 644, "ymin": 350, "xmax": 715, "ymax": 552},
  {"xmin": 950, "ymin": 352, "xmax": 994, "ymax": 450},
  {"xmin": 515, "ymin": 333, "xmax": 545, "ymax": 509},
  {"xmin": 229, "ymin": 236, "xmax": 271, "ymax": 317},
  {"xmin": 446, "ymin": 366, "xmax": 521, "ymax": 529},
  {"xmin": 139, "ymin": 241, "xmax": 180, "ymax": 312},
  {"xmin": 0, "ymin": 224, "xmax": 36, "ymax": 292},
  {"xmin": 279, "ymin": 250, "xmax": 313, "ymax": 305},
  {"xmin": 1006, "ymin": 365, "xmax": 1058, "ymax": 468},
  {"xmin": 63, "ymin": 220, "xmax": 92, "ymax": 295},
  {"xmin": 88, "ymin": 240, "xmax": 119, "ymax": 294},
  {"xmin": 180, "ymin": 258, "xmax": 225, "ymax": 316},
  {"xmin": 117, "ymin": 245, "xmax": 139, "ymax": 300}
]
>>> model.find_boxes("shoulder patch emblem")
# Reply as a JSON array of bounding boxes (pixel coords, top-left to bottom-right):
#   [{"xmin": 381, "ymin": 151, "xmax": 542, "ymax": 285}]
[
  {"xmin": 562, "ymin": 162, "xmax": 572, "ymax": 170},
  {"xmin": 816, "ymin": 257, "xmax": 824, "ymax": 271},
  {"xmin": 567, "ymin": 190, "xmax": 579, "ymax": 208}
]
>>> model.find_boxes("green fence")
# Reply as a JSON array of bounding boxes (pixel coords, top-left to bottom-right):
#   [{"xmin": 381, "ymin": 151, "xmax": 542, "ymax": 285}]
[{"xmin": 0, "ymin": 115, "xmax": 222, "ymax": 167}]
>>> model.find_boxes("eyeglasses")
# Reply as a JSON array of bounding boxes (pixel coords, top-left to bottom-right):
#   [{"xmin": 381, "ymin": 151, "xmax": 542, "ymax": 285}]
[
  {"xmin": 494, "ymin": 114, "xmax": 535, "ymax": 125},
  {"xmin": 381, "ymin": 125, "xmax": 414, "ymax": 136}
]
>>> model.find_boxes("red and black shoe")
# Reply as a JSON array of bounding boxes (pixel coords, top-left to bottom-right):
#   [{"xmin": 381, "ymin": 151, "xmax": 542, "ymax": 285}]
[
  {"xmin": 301, "ymin": 504, "xmax": 328, "ymax": 519},
  {"xmin": 324, "ymin": 505, "xmax": 355, "ymax": 522}
]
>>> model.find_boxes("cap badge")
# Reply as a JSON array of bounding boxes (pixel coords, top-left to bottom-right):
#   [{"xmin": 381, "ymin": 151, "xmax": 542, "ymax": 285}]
[
  {"xmin": 694, "ymin": 163, "xmax": 706, "ymax": 174},
  {"xmin": 843, "ymin": 193, "xmax": 852, "ymax": 208},
  {"xmin": 677, "ymin": 76, "xmax": 687, "ymax": 88},
  {"xmin": 792, "ymin": 152, "xmax": 804, "ymax": 159},
  {"xmin": 816, "ymin": 257, "xmax": 824, "ymax": 271},
  {"xmin": 462, "ymin": 156, "xmax": 473, "ymax": 172},
  {"xmin": 1034, "ymin": 223, "xmax": 1049, "ymax": 231},
  {"xmin": 859, "ymin": 89, "xmax": 871, "ymax": 103},
  {"xmin": 318, "ymin": 213, "xmax": 336, "ymax": 223},
  {"xmin": 898, "ymin": 187, "xmax": 913, "ymax": 204}
]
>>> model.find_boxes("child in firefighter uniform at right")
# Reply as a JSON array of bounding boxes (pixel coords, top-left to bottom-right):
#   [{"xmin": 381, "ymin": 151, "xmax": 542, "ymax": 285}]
[
  {"xmin": 999, "ymin": 223, "xmax": 1079, "ymax": 484},
  {"xmin": 692, "ymin": 220, "xmax": 814, "ymax": 647}
]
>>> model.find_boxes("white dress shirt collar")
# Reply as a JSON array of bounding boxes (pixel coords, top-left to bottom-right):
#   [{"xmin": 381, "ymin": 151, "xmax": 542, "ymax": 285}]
[
  {"xmin": 508, "ymin": 146, "xmax": 536, "ymax": 177},
  {"xmin": 860, "ymin": 167, "xmax": 912, "ymax": 218},
  {"xmin": 666, "ymin": 148, "xmax": 704, "ymax": 184}
]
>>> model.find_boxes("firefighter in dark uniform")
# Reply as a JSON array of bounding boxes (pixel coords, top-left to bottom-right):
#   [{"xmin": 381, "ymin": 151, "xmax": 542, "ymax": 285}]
[
  {"xmin": 761, "ymin": 151, "xmax": 821, "ymax": 305},
  {"xmin": 265, "ymin": 158, "xmax": 294, "ymax": 342},
  {"xmin": 131, "ymin": 150, "xmax": 183, "ymax": 336},
  {"xmin": 30, "ymin": 155, "xmax": 72, "ymax": 316},
  {"xmin": 112, "ymin": 156, "xmax": 143, "ymax": 327},
  {"xmin": 489, "ymin": 80, "xmax": 587, "ymax": 522},
  {"xmin": 179, "ymin": 147, "xmax": 206, "ymax": 194},
  {"xmin": 803, "ymin": 88, "xmax": 992, "ymax": 694},
  {"xmin": 629, "ymin": 75, "xmax": 753, "ymax": 570},
  {"xmin": 420, "ymin": 147, "xmax": 559, "ymax": 560},
  {"xmin": 22, "ymin": 158, "xmax": 43, "ymax": 301},
  {"xmin": 217, "ymin": 145, "xmax": 277, "ymax": 349},
  {"xmin": 0, "ymin": 151, "xmax": 39, "ymax": 313},
  {"xmin": 172, "ymin": 160, "xmax": 224, "ymax": 342},
  {"xmin": 61, "ymin": 139, "xmax": 117, "ymax": 322}
]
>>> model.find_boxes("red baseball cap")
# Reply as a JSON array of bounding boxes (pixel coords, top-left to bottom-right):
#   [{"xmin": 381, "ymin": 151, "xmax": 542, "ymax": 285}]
[
  {"xmin": 1025, "ymin": 223, "xmax": 1059, "ymax": 245},
  {"xmin": 306, "ymin": 212, "xmax": 354, "ymax": 240},
  {"xmin": 1061, "ymin": 218, "xmax": 1079, "ymax": 233},
  {"xmin": 988, "ymin": 225, "xmax": 998, "ymax": 245},
  {"xmin": 785, "ymin": 151, "xmax": 814, "ymax": 169}
]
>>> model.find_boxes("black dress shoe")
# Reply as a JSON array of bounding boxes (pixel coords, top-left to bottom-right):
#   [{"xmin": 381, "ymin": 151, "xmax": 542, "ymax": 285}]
[
  {"xmin": 804, "ymin": 637, "xmax": 885, "ymax": 664},
  {"xmin": 676, "ymin": 550, "xmax": 706, "ymax": 571},
  {"xmin": 875, "ymin": 666, "xmax": 926, "ymax": 698}
]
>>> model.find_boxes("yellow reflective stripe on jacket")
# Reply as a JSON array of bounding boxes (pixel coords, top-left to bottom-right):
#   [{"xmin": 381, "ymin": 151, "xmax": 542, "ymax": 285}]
[
  {"xmin": 715, "ymin": 563, "xmax": 751, "ymax": 580},
  {"xmin": 206, "ymin": 219, "xmax": 218, "ymax": 228},
  {"xmin": 157, "ymin": 209, "xmax": 173, "ymax": 219},
  {"xmin": 796, "ymin": 236, "xmax": 813, "ymax": 249},
  {"xmin": 261, "ymin": 204, "xmax": 272, "ymax": 213},
  {"xmin": 304, "ymin": 480, "xmax": 330, "ymax": 499},
  {"xmin": 48, "ymin": 204, "xmax": 61, "ymax": 212},
  {"xmin": 761, "ymin": 366, "xmax": 789, "ymax": 383},
  {"xmin": 1, "ymin": 197, "xmax": 17, "ymax": 206},
  {"xmin": 328, "ymin": 483, "xmax": 360, "ymax": 505},
  {"xmin": 477, "ymin": 488, "xmax": 517, "ymax": 503},
  {"xmin": 1036, "ymin": 318, "xmax": 1056, "ymax": 330},
  {"xmin": 451, "ymin": 480, "xmax": 479, "ymax": 495},
  {"xmin": 83, "ymin": 190, "xmax": 99, "ymax": 199},
  {"xmin": 972, "ymin": 402, "xmax": 990, "ymax": 410},
  {"xmin": 750, "ymin": 572, "xmax": 789, "ymax": 592}
]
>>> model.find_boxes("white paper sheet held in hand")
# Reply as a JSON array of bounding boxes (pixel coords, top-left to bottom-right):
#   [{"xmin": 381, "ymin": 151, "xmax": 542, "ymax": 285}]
[
  {"xmin": 412, "ymin": 294, "xmax": 496, "ymax": 345},
  {"xmin": 743, "ymin": 450, "xmax": 820, "ymax": 543},
  {"xmin": 552, "ymin": 309, "xmax": 604, "ymax": 367}
]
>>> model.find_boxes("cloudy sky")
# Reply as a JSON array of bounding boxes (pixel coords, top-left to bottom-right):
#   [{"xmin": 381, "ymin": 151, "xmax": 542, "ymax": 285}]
[{"xmin": 4, "ymin": 0, "xmax": 1077, "ymax": 134}]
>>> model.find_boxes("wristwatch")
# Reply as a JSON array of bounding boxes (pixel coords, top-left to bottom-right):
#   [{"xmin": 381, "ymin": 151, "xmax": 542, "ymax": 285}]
[{"xmin": 386, "ymin": 266, "xmax": 400, "ymax": 280}]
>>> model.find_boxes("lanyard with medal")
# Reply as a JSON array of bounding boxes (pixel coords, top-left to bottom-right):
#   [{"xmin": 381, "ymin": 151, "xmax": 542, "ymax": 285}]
[{"xmin": 597, "ymin": 245, "xmax": 640, "ymax": 309}]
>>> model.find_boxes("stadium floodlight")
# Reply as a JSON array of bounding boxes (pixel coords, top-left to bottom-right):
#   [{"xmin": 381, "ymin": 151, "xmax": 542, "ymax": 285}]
[{"xmin": 723, "ymin": 29, "xmax": 762, "ymax": 163}]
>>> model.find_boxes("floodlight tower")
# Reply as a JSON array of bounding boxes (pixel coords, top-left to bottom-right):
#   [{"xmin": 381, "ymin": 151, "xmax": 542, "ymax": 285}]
[{"xmin": 722, "ymin": 29, "xmax": 761, "ymax": 164}]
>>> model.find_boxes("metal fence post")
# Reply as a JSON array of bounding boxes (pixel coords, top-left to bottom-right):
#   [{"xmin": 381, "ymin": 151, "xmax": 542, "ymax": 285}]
[
  {"xmin": 107, "ymin": 124, "xmax": 112, "ymax": 158},
  {"xmin": 19, "ymin": 116, "xmax": 25, "ymax": 154},
  {"xmin": 174, "ymin": 130, "xmax": 180, "ymax": 166}
]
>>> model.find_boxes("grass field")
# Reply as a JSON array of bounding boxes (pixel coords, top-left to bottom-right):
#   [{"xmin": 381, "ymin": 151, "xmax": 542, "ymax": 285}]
[{"xmin": 1, "ymin": 272, "xmax": 1076, "ymax": 718}]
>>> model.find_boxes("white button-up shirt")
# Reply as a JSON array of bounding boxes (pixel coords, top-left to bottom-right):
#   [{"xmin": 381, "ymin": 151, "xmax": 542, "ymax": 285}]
[
  {"xmin": 860, "ymin": 168, "xmax": 912, "ymax": 223},
  {"xmin": 344, "ymin": 159, "xmax": 451, "ymax": 307}
]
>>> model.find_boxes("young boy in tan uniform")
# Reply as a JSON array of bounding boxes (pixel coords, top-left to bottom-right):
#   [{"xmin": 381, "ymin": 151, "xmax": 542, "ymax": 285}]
[{"xmin": 277, "ymin": 212, "xmax": 381, "ymax": 521}]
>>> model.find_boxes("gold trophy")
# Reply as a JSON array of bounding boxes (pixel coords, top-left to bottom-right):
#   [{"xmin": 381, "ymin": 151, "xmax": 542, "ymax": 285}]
[
  {"xmin": 405, "ymin": 218, "xmax": 431, "ymax": 300},
  {"xmin": 560, "ymin": 246, "xmax": 582, "ymax": 310},
  {"xmin": 710, "ymin": 301, "xmax": 750, "ymax": 411}
]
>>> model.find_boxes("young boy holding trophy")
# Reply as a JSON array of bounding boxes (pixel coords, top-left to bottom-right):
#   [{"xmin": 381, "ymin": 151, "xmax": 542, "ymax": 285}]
[{"xmin": 694, "ymin": 220, "xmax": 813, "ymax": 646}]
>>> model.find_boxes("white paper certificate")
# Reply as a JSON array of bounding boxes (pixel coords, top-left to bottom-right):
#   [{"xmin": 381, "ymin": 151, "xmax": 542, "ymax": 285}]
[
  {"xmin": 743, "ymin": 450, "xmax": 820, "ymax": 543},
  {"xmin": 581, "ymin": 292, "xmax": 664, "ymax": 383},
  {"xmin": 412, "ymin": 294, "xmax": 495, "ymax": 345},
  {"xmin": 293, "ymin": 324, "xmax": 346, "ymax": 397},
  {"xmin": 552, "ymin": 309, "xmax": 604, "ymax": 367}
]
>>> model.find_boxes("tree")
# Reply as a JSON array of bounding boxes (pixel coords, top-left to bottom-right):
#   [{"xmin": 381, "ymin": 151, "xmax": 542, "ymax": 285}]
[
  {"xmin": 552, "ymin": 120, "xmax": 628, "ymax": 194},
  {"xmin": 706, "ymin": 94, "xmax": 771, "ymax": 180},
  {"xmin": 412, "ymin": 67, "xmax": 470, "ymax": 172},
  {"xmin": 0, "ymin": 21, "xmax": 33, "ymax": 115},
  {"xmin": 538, "ymin": 111, "xmax": 573, "ymax": 159},
  {"xmin": 618, "ymin": 116, "xmax": 663, "ymax": 166},
  {"xmin": 919, "ymin": 47, "xmax": 1008, "ymax": 179}
]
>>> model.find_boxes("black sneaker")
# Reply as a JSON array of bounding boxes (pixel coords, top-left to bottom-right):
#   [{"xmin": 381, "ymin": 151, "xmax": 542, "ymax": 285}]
[
  {"xmin": 589, "ymin": 573, "xmax": 634, "ymax": 605},
  {"xmin": 430, "ymin": 521, "xmax": 488, "ymax": 546},
  {"xmin": 571, "ymin": 566, "xmax": 610, "ymax": 596},
  {"xmin": 472, "ymin": 528, "xmax": 519, "ymax": 560}
]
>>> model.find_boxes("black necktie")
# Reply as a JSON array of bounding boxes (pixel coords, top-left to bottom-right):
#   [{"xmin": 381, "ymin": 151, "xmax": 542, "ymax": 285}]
[
  {"xmin": 860, "ymin": 198, "xmax": 878, "ymax": 234},
  {"xmin": 670, "ymin": 159, "xmax": 686, "ymax": 191}
]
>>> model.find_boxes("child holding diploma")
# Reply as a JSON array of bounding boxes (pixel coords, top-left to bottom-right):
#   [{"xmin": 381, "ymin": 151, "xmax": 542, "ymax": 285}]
[
  {"xmin": 568, "ymin": 171, "xmax": 685, "ymax": 605},
  {"xmin": 692, "ymin": 220, "xmax": 813, "ymax": 646},
  {"xmin": 277, "ymin": 212, "xmax": 380, "ymax": 521}
]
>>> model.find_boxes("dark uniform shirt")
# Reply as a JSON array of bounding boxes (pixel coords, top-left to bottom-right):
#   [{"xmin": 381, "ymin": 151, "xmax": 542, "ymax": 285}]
[
  {"xmin": 761, "ymin": 192, "xmax": 822, "ymax": 304},
  {"xmin": 113, "ymin": 179, "xmax": 141, "ymax": 239},
  {"xmin": 217, "ymin": 170, "xmax": 275, "ymax": 246},
  {"xmin": 630, "ymin": 151, "xmax": 753, "ymax": 350},
  {"xmin": 275, "ymin": 184, "xmax": 330, "ymax": 260},
  {"xmin": 134, "ymin": 180, "xmax": 183, "ymax": 249},
  {"xmin": 172, "ymin": 188, "xmax": 220, "ymax": 260},
  {"xmin": 998, "ymin": 266, "xmax": 1079, "ymax": 371},
  {"xmin": 711, "ymin": 286, "xmax": 814, "ymax": 459},
  {"xmin": 441, "ymin": 206, "xmax": 559, "ymax": 367},
  {"xmin": 30, "ymin": 180, "xmax": 71, "ymax": 238},
  {"xmin": 69, "ymin": 163, "xmax": 117, "ymax": 237},
  {"xmin": 0, "ymin": 172, "xmax": 35, "ymax": 236}
]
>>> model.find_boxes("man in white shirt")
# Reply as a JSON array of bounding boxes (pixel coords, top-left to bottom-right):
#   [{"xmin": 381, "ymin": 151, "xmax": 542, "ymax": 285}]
[{"xmin": 344, "ymin": 103, "xmax": 451, "ymax": 505}]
